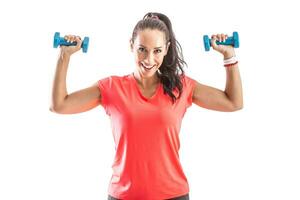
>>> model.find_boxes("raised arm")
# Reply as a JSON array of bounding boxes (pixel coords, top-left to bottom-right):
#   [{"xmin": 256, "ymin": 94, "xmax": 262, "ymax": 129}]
[
  {"xmin": 192, "ymin": 33, "xmax": 243, "ymax": 112},
  {"xmin": 50, "ymin": 34, "xmax": 102, "ymax": 114},
  {"xmin": 192, "ymin": 66, "xmax": 243, "ymax": 112}
]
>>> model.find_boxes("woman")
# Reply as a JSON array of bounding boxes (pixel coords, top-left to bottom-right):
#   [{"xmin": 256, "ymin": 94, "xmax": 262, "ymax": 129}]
[{"xmin": 50, "ymin": 12, "xmax": 243, "ymax": 200}]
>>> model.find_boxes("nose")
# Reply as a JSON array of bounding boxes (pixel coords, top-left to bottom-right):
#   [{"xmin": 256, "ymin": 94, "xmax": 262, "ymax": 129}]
[{"xmin": 144, "ymin": 52, "xmax": 155, "ymax": 66}]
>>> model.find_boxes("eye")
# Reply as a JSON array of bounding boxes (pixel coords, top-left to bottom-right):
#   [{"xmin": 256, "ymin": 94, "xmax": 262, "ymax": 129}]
[
  {"xmin": 154, "ymin": 49, "xmax": 162, "ymax": 54},
  {"xmin": 138, "ymin": 47, "xmax": 146, "ymax": 53}
]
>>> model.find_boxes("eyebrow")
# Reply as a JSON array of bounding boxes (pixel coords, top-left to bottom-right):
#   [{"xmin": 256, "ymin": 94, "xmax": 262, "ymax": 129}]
[{"xmin": 139, "ymin": 45, "xmax": 162, "ymax": 49}]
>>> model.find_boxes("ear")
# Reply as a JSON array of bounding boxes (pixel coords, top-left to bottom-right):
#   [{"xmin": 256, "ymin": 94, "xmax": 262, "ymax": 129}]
[
  {"xmin": 164, "ymin": 41, "xmax": 170, "ymax": 56},
  {"xmin": 129, "ymin": 38, "xmax": 134, "ymax": 52}
]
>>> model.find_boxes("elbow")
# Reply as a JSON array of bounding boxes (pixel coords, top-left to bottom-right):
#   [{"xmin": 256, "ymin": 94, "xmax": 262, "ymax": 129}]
[
  {"xmin": 226, "ymin": 96, "xmax": 243, "ymax": 112},
  {"xmin": 50, "ymin": 96, "xmax": 68, "ymax": 114},
  {"xmin": 231, "ymin": 103, "xmax": 243, "ymax": 112},
  {"xmin": 49, "ymin": 103, "xmax": 65, "ymax": 114},
  {"xmin": 49, "ymin": 106, "xmax": 58, "ymax": 113},
  {"xmin": 234, "ymin": 105, "xmax": 243, "ymax": 111},
  {"xmin": 224, "ymin": 92, "xmax": 243, "ymax": 112},
  {"xmin": 49, "ymin": 105, "xmax": 59, "ymax": 113},
  {"xmin": 49, "ymin": 106, "xmax": 54, "ymax": 112}
]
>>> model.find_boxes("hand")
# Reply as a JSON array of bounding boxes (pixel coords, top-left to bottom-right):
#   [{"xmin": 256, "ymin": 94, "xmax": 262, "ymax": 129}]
[
  {"xmin": 211, "ymin": 33, "xmax": 235, "ymax": 59},
  {"xmin": 60, "ymin": 34, "xmax": 83, "ymax": 56}
]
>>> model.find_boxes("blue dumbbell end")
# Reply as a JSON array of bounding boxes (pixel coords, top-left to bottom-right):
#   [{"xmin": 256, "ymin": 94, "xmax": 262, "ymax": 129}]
[
  {"xmin": 203, "ymin": 35, "xmax": 210, "ymax": 51},
  {"xmin": 53, "ymin": 32, "xmax": 60, "ymax": 48},
  {"xmin": 233, "ymin": 31, "xmax": 239, "ymax": 48},
  {"xmin": 82, "ymin": 37, "xmax": 89, "ymax": 53}
]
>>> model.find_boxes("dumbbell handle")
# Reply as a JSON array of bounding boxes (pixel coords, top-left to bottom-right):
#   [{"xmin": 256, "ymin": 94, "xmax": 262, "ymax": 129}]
[
  {"xmin": 58, "ymin": 39, "xmax": 78, "ymax": 46},
  {"xmin": 215, "ymin": 37, "xmax": 235, "ymax": 45}
]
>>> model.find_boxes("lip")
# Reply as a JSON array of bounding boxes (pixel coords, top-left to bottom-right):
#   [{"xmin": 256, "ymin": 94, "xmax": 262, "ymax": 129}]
[{"xmin": 141, "ymin": 63, "xmax": 155, "ymax": 70}]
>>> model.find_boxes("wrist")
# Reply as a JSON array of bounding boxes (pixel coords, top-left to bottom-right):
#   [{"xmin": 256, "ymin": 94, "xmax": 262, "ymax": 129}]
[
  {"xmin": 223, "ymin": 50, "xmax": 235, "ymax": 59},
  {"xmin": 223, "ymin": 55, "xmax": 238, "ymax": 68},
  {"xmin": 59, "ymin": 51, "xmax": 71, "ymax": 60}
]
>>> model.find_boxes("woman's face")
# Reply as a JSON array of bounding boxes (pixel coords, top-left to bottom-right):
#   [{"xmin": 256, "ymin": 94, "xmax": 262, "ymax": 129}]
[{"xmin": 131, "ymin": 29, "xmax": 169, "ymax": 79}]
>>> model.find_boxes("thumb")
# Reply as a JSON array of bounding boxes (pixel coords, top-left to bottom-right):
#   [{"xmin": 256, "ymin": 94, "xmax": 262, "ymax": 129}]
[
  {"xmin": 75, "ymin": 36, "xmax": 83, "ymax": 50},
  {"xmin": 210, "ymin": 35, "xmax": 218, "ymax": 50}
]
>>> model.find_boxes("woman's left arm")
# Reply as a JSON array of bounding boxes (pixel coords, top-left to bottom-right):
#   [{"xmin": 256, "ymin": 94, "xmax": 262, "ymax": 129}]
[{"xmin": 192, "ymin": 33, "xmax": 243, "ymax": 112}]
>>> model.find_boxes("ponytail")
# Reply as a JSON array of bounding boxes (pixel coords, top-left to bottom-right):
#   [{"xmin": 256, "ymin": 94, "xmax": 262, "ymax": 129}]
[{"xmin": 131, "ymin": 12, "xmax": 187, "ymax": 104}]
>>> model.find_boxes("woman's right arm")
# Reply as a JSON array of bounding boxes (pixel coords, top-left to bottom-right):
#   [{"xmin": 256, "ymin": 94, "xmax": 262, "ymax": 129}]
[{"xmin": 50, "ymin": 35, "xmax": 102, "ymax": 114}]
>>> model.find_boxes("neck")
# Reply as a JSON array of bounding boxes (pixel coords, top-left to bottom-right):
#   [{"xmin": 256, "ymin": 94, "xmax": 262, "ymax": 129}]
[{"xmin": 133, "ymin": 71, "xmax": 159, "ymax": 89}]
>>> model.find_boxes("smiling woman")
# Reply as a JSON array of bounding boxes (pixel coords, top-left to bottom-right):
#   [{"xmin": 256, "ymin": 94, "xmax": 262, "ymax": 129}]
[
  {"xmin": 129, "ymin": 12, "xmax": 188, "ymax": 104},
  {"xmin": 50, "ymin": 11, "xmax": 242, "ymax": 200},
  {"xmin": 132, "ymin": 30, "xmax": 167, "ymax": 73}
]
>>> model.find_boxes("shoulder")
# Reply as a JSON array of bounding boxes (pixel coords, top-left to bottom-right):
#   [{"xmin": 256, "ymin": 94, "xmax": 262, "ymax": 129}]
[
  {"xmin": 111, "ymin": 74, "xmax": 132, "ymax": 85},
  {"xmin": 180, "ymin": 74, "xmax": 197, "ymax": 89},
  {"xmin": 98, "ymin": 74, "xmax": 132, "ymax": 88}
]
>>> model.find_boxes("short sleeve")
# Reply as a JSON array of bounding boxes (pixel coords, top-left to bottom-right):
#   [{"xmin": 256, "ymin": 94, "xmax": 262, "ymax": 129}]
[
  {"xmin": 98, "ymin": 76, "xmax": 112, "ymax": 116},
  {"xmin": 182, "ymin": 75, "xmax": 196, "ymax": 108}
]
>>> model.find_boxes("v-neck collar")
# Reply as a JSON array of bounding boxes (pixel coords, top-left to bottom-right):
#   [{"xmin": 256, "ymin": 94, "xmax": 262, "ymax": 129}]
[{"xmin": 130, "ymin": 73, "xmax": 161, "ymax": 101}]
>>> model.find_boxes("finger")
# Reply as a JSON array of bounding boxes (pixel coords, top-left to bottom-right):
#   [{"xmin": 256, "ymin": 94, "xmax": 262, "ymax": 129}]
[
  {"xmin": 75, "ymin": 36, "xmax": 82, "ymax": 49},
  {"xmin": 211, "ymin": 34, "xmax": 217, "ymax": 41},
  {"xmin": 64, "ymin": 35, "xmax": 70, "ymax": 43},
  {"xmin": 64, "ymin": 35, "xmax": 74, "ymax": 43},
  {"xmin": 75, "ymin": 35, "xmax": 81, "ymax": 41},
  {"xmin": 210, "ymin": 34, "xmax": 216, "ymax": 43},
  {"xmin": 70, "ymin": 35, "xmax": 76, "ymax": 43},
  {"xmin": 65, "ymin": 35, "xmax": 77, "ymax": 43},
  {"xmin": 214, "ymin": 34, "xmax": 219, "ymax": 42},
  {"xmin": 210, "ymin": 35, "xmax": 218, "ymax": 49},
  {"xmin": 221, "ymin": 33, "xmax": 225, "ymax": 42},
  {"xmin": 216, "ymin": 34, "xmax": 222, "ymax": 42}
]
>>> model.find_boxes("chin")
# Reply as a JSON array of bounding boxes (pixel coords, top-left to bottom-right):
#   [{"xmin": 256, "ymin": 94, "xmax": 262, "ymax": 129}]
[{"xmin": 140, "ymin": 70, "xmax": 156, "ymax": 78}]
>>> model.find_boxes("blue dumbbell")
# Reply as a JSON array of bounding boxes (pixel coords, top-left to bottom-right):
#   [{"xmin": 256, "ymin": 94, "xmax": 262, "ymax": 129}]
[
  {"xmin": 203, "ymin": 31, "xmax": 239, "ymax": 51},
  {"xmin": 53, "ymin": 32, "xmax": 89, "ymax": 53}
]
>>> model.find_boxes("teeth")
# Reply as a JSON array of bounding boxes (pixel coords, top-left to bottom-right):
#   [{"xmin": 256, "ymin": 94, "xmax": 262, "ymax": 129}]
[{"xmin": 142, "ymin": 64, "xmax": 154, "ymax": 69}]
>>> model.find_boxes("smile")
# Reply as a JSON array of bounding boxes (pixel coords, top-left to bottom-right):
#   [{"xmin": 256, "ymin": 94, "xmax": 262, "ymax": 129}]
[{"xmin": 141, "ymin": 63, "xmax": 155, "ymax": 70}]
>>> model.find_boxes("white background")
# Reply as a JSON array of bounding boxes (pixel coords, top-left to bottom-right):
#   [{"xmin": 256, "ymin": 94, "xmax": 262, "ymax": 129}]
[{"xmin": 0, "ymin": 0, "xmax": 299, "ymax": 199}]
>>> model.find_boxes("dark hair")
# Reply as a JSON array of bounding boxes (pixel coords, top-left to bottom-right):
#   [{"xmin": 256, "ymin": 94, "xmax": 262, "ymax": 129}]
[{"xmin": 131, "ymin": 12, "xmax": 187, "ymax": 104}]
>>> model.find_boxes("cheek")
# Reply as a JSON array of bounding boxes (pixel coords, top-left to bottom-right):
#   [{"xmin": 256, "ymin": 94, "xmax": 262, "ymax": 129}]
[
  {"xmin": 156, "ymin": 56, "xmax": 165, "ymax": 64},
  {"xmin": 137, "ymin": 54, "xmax": 144, "ymax": 61},
  {"xmin": 134, "ymin": 53, "xmax": 143, "ymax": 62}
]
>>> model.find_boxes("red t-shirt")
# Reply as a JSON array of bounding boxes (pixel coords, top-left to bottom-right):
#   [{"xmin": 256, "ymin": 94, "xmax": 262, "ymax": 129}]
[{"xmin": 98, "ymin": 73, "xmax": 196, "ymax": 200}]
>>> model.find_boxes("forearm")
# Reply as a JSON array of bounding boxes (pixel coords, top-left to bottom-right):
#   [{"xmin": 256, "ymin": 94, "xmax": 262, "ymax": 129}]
[
  {"xmin": 50, "ymin": 52, "xmax": 70, "ymax": 110},
  {"xmin": 224, "ymin": 63, "xmax": 243, "ymax": 109},
  {"xmin": 209, "ymin": 33, "xmax": 243, "ymax": 110}
]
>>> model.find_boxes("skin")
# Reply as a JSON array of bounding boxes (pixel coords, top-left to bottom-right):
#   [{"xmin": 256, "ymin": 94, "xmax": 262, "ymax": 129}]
[
  {"xmin": 50, "ymin": 30, "xmax": 243, "ymax": 114},
  {"xmin": 130, "ymin": 29, "xmax": 170, "ymax": 98},
  {"xmin": 192, "ymin": 34, "xmax": 243, "ymax": 111},
  {"xmin": 50, "ymin": 35, "xmax": 101, "ymax": 114}
]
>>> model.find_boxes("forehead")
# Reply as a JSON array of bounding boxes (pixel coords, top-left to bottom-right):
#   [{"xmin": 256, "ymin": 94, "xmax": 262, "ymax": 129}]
[{"xmin": 134, "ymin": 29, "xmax": 166, "ymax": 47}]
